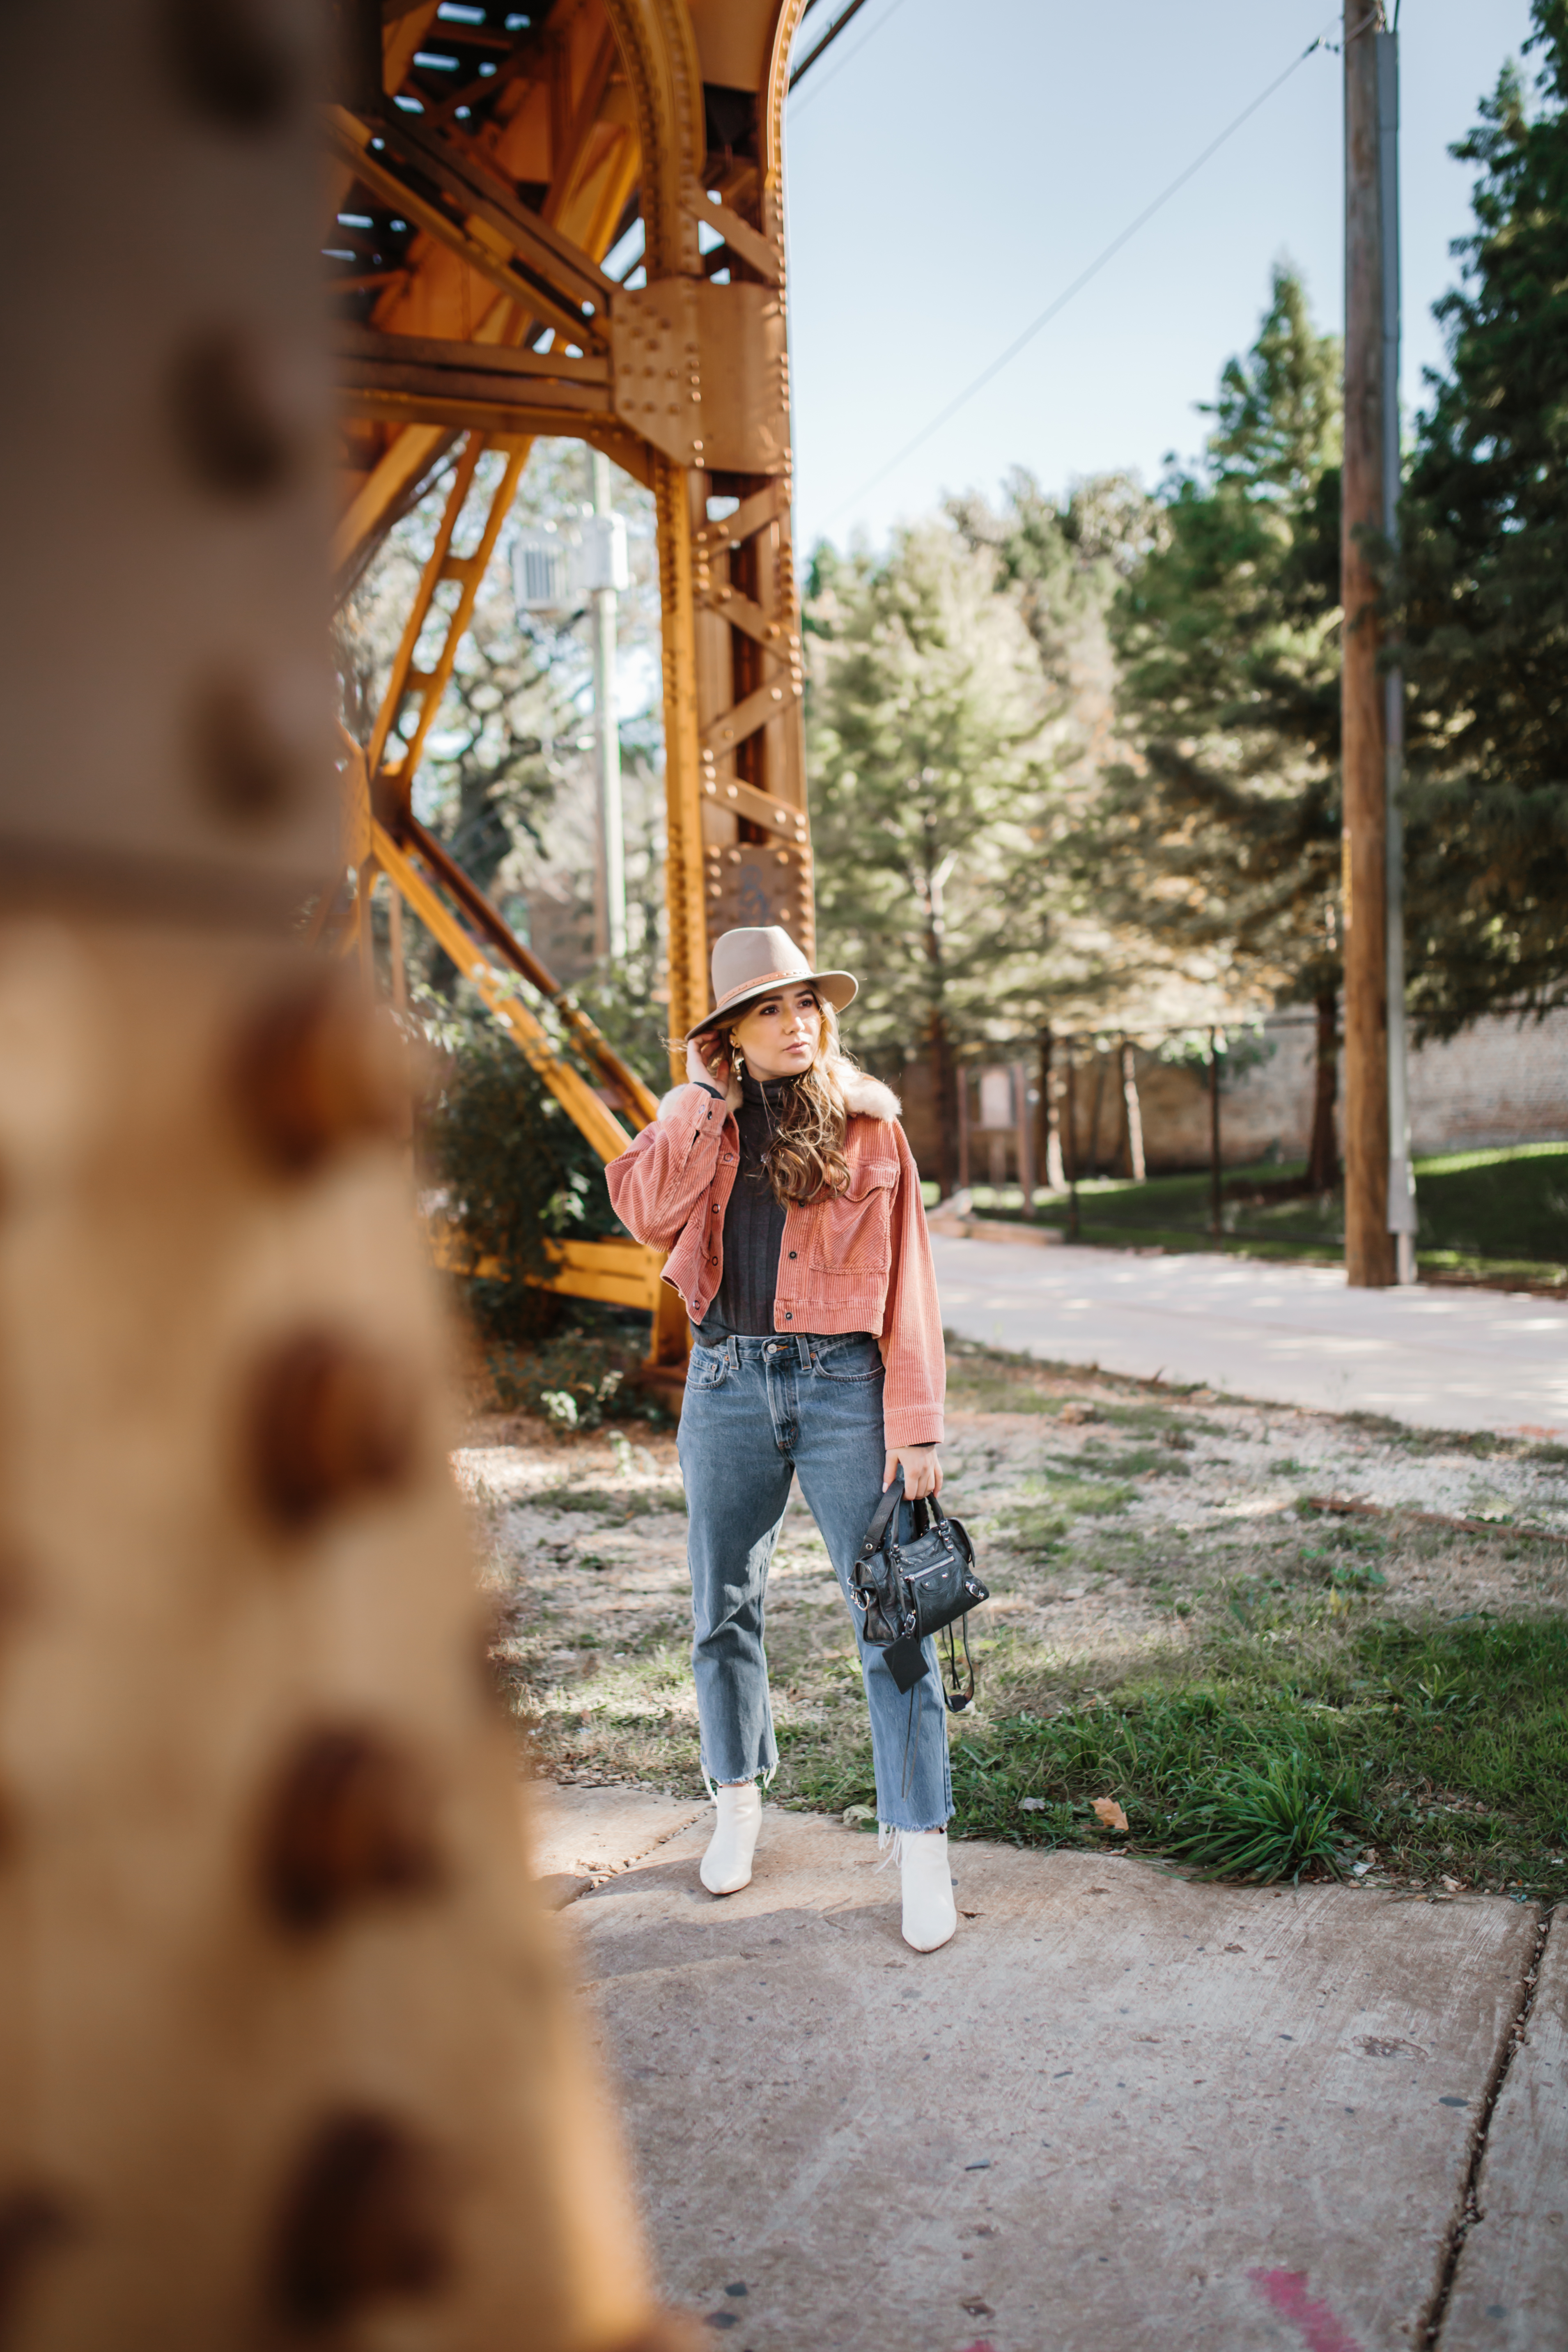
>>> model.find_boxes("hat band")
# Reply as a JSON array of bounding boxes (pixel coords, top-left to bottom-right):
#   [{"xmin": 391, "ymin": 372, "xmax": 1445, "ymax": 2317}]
[{"xmin": 713, "ymin": 965, "xmax": 810, "ymax": 1011}]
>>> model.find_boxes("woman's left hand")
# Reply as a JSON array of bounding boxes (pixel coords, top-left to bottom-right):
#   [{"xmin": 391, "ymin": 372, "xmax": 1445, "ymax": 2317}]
[{"xmin": 883, "ymin": 1444, "xmax": 941, "ymax": 1499}]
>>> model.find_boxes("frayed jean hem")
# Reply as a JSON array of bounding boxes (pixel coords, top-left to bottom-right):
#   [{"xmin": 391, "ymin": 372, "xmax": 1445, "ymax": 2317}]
[{"xmin": 701, "ymin": 1760, "xmax": 778, "ymax": 1800}]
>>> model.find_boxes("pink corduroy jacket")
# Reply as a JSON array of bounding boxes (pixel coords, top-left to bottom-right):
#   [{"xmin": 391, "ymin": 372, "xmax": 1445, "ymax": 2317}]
[{"xmin": 604, "ymin": 1070, "xmax": 945, "ymax": 1450}]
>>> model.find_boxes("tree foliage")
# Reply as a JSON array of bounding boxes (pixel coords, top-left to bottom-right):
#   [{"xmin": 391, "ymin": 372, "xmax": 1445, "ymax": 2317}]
[
  {"xmin": 954, "ymin": 466, "xmax": 1157, "ymax": 695},
  {"xmin": 1087, "ymin": 264, "xmax": 1345, "ymax": 1024},
  {"xmin": 805, "ymin": 522, "xmax": 1059, "ymax": 1057},
  {"xmin": 1397, "ymin": 0, "xmax": 1568, "ymax": 1032}
]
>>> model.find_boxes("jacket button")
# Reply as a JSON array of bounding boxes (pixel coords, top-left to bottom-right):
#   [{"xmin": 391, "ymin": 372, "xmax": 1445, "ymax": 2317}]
[
  {"xmin": 783, "ymin": 1311, "xmax": 793, "ymax": 1321},
  {"xmin": 787, "ymin": 1250, "xmax": 797, "ymax": 1259}
]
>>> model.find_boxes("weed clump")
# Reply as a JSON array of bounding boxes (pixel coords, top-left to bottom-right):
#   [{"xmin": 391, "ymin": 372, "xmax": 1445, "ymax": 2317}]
[{"xmin": 1166, "ymin": 1752, "xmax": 1355, "ymax": 1883}]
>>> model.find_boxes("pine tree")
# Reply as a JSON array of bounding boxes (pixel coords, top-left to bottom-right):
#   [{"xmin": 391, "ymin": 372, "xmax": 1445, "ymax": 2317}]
[
  {"xmin": 1396, "ymin": 0, "xmax": 1568, "ymax": 1033},
  {"xmin": 804, "ymin": 523, "xmax": 1056, "ymax": 1193},
  {"xmin": 953, "ymin": 466, "xmax": 1155, "ymax": 696},
  {"xmin": 1082, "ymin": 266, "xmax": 1348, "ymax": 1184}
]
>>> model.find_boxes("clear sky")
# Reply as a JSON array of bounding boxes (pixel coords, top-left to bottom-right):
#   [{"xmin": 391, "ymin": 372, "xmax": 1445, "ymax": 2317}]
[{"xmin": 782, "ymin": 0, "xmax": 1537, "ymax": 556}]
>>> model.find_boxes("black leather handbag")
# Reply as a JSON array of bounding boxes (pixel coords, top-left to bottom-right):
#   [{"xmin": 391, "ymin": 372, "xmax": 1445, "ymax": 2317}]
[{"xmin": 849, "ymin": 1476, "xmax": 989, "ymax": 1714}]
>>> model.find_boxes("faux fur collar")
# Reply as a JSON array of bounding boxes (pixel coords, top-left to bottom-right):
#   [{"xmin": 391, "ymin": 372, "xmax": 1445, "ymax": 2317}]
[
  {"xmin": 656, "ymin": 1067, "xmax": 902, "ymax": 1124},
  {"xmin": 839, "ymin": 1068, "xmax": 902, "ymax": 1121}
]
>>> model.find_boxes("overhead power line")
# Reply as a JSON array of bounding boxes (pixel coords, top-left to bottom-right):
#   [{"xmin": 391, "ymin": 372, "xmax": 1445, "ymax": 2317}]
[
  {"xmin": 789, "ymin": 0, "xmax": 914, "ymax": 110},
  {"xmin": 823, "ymin": 21, "xmax": 1337, "ymax": 526},
  {"xmin": 788, "ymin": 0, "xmax": 875, "ymax": 90}
]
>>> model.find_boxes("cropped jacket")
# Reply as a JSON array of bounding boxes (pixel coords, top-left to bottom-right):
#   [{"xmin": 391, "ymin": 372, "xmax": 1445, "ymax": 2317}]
[{"xmin": 604, "ymin": 1069, "xmax": 945, "ymax": 1450}]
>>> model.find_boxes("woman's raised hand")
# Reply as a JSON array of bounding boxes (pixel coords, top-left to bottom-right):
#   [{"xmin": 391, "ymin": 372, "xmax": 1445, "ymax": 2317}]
[
  {"xmin": 686, "ymin": 1030, "xmax": 741, "ymax": 1109},
  {"xmin": 883, "ymin": 1444, "xmax": 942, "ymax": 1500}
]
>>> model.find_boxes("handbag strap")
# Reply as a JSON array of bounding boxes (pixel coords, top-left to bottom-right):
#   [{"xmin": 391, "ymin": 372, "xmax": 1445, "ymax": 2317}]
[
  {"xmin": 857, "ymin": 1471, "xmax": 904, "ymax": 1559},
  {"xmin": 857, "ymin": 1476, "xmax": 952, "ymax": 1561}
]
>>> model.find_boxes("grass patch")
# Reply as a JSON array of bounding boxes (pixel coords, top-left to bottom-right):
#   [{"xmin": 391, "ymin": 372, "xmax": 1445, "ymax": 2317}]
[
  {"xmin": 962, "ymin": 1141, "xmax": 1568, "ymax": 1288},
  {"xmin": 905, "ymin": 1612, "xmax": 1568, "ymax": 1894},
  {"xmin": 769, "ymin": 1600, "xmax": 1568, "ymax": 1895},
  {"xmin": 944, "ymin": 1359, "xmax": 1066, "ymax": 1416},
  {"xmin": 943, "ymin": 1337, "xmax": 1219, "ymax": 1430},
  {"xmin": 1065, "ymin": 1441, "xmax": 1189, "ymax": 1480},
  {"xmin": 992, "ymin": 1474, "xmax": 1136, "ymax": 1559}
]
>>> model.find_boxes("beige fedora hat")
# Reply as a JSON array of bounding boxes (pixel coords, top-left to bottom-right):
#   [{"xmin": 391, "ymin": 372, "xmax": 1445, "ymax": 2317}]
[{"xmin": 684, "ymin": 926, "xmax": 857, "ymax": 1044}]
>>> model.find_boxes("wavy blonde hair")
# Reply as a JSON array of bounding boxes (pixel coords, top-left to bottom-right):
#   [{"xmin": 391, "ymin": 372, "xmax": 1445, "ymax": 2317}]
[{"xmin": 731, "ymin": 994, "xmax": 857, "ymax": 1207}]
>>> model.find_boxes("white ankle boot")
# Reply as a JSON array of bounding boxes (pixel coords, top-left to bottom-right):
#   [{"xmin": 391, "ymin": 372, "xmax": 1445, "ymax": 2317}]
[
  {"xmin": 897, "ymin": 1828, "xmax": 957, "ymax": 1952},
  {"xmin": 700, "ymin": 1781, "xmax": 762, "ymax": 1895}
]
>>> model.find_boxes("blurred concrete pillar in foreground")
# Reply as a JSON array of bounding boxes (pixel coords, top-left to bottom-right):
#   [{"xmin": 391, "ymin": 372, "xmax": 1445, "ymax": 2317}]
[{"xmin": 0, "ymin": 3, "xmax": 685, "ymax": 2345}]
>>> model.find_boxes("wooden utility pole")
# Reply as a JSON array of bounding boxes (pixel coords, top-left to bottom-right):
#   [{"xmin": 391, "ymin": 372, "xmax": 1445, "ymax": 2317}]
[
  {"xmin": 1341, "ymin": 0, "xmax": 1395, "ymax": 1285},
  {"xmin": 1379, "ymin": 23, "xmax": 1419, "ymax": 1282}
]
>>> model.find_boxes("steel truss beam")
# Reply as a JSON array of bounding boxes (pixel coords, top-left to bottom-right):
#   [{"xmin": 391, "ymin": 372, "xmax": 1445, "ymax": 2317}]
[{"xmin": 332, "ymin": 0, "xmax": 815, "ymax": 1355}]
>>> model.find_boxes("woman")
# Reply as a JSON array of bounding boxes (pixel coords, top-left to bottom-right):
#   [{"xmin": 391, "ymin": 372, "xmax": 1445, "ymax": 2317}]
[{"xmin": 606, "ymin": 925, "xmax": 956, "ymax": 1953}]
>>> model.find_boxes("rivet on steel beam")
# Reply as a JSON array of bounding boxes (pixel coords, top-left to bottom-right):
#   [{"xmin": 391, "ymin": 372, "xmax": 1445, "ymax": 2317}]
[
  {"xmin": 248, "ymin": 1330, "xmax": 418, "ymax": 1530},
  {"xmin": 161, "ymin": 0, "xmax": 299, "ymax": 129},
  {"xmin": 260, "ymin": 1726, "xmax": 443, "ymax": 1930},
  {"xmin": 232, "ymin": 973, "xmax": 409, "ymax": 1173},
  {"xmin": 271, "ymin": 2113, "xmax": 451, "ymax": 2328},
  {"xmin": 169, "ymin": 327, "xmax": 304, "ymax": 499}
]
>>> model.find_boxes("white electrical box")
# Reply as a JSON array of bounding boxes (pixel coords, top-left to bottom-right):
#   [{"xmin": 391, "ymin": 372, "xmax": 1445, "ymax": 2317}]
[
  {"xmin": 571, "ymin": 510, "xmax": 629, "ymax": 594},
  {"xmin": 512, "ymin": 512, "xmax": 628, "ymax": 615}
]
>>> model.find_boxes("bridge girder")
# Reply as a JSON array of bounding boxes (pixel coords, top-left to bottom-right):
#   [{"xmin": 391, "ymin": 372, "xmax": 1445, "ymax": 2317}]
[{"xmin": 331, "ymin": 0, "xmax": 815, "ymax": 1072}]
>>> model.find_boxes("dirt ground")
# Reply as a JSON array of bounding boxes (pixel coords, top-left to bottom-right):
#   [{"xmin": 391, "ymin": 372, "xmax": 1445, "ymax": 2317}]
[{"xmin": 457, "ymin": 1345, "xmax": 1568, "ymax": 1818}]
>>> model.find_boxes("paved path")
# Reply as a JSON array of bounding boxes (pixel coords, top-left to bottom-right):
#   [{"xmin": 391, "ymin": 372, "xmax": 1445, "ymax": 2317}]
[
  {"xmin": 531, "ymin": 1785, "xmax": 1561, "ymax": 2352},
  {"xmin": 930, "ymin": 1237, "xmax": 1568, "ymax": 1437}
]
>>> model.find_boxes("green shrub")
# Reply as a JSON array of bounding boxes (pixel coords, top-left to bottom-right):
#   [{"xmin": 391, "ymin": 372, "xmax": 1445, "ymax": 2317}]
[
  {"xmin": 487, "ymin": 1332, "xmax": 674, "ymax": 1429},
  {"xmin": 425, "ymin": 1027, "xmax": 622, "ymax": 1341}
]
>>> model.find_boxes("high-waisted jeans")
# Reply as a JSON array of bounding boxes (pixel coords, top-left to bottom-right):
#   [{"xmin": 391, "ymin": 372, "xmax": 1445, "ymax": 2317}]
[{"xmin": 677, "ymin": 1330, "xmax": 953, "ymax": 1833}]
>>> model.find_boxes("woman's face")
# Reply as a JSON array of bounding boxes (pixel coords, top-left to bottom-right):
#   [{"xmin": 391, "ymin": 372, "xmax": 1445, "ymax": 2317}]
[{"xmin": 729, "ymin": 985, "xmax": 823, "ymax": 1080}]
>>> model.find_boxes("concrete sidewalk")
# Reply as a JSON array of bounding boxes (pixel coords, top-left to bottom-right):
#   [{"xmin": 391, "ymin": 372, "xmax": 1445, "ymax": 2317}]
[
  {"xmin": 930, "ymin": 1237, "xmax": 1568, "ymax": 1438},
  {"xmin": 532, "ymin": 1785, "xmax": 1562, "ymax": 2352}
]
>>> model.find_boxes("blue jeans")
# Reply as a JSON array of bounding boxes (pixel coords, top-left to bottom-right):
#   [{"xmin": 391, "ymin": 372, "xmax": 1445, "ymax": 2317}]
[{"xmin": 677, "ymin": 1331, "xmax": 953, "ymax": 1833}]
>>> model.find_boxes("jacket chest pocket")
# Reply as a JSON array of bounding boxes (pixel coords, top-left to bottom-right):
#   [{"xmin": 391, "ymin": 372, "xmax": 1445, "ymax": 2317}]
[{"xmin": 809, "ymin": 1158, "xmax": 898, "ymax": 1276}]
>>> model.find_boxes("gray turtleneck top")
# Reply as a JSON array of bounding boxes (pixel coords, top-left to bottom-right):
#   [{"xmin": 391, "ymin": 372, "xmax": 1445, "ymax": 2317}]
[{"xmin": 693, "ymin": 1069, "xmax": 795, "ymax": 1340}]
